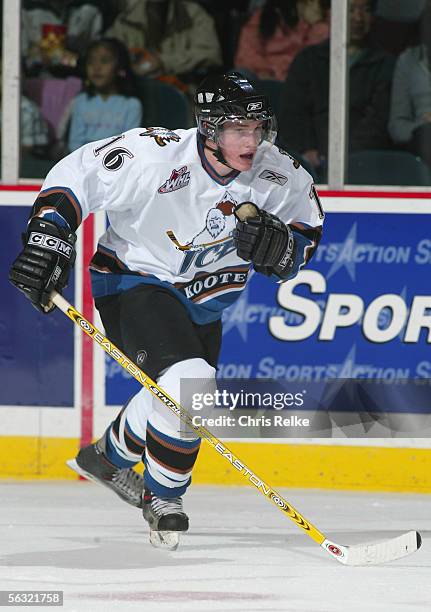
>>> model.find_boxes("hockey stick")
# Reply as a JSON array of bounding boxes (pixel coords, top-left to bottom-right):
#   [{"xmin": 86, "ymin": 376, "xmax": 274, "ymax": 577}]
[{"xmin": 52, "ymin": 289, "xmax": 422, "ymax": 566}]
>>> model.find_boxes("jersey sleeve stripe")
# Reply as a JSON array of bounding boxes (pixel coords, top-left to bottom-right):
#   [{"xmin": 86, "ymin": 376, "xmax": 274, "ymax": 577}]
[{"xmin": 33, "ymin": 186, "xmax": 83, "ymax": 230}]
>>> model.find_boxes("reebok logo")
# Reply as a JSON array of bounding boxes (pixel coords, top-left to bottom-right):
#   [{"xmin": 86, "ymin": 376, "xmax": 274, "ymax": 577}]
[
  {"xmin": 247, "ymin": 102, "xmax": 263, "ymax": 111},
  {"xmin": 259, "ymin": 169, "xmax": 288, "ymax": 186}
]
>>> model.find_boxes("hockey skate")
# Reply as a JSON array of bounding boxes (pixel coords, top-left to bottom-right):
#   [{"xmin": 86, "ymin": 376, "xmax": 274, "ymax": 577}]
[
  {"xmin": 142, "ymin": 487, "xmax": 189, "ymax": 551},
  {"xmin": 67, "ymin": 437, "xmax": 144, "ymax": 508}
]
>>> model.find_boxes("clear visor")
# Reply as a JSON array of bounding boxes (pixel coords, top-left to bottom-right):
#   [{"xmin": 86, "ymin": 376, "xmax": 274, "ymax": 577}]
[{"xmin": 199, "ymin": 115, "xmax": 278, "ymax": 147}]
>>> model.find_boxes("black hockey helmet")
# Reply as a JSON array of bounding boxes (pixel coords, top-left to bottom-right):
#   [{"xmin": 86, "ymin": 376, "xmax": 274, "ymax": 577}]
[{"xmin": 194, "ymin": 72, "xmax": 277, "ymax": 147}]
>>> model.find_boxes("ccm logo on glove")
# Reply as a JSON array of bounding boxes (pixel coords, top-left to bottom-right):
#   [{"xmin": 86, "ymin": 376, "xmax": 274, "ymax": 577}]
[
  {"xmin": 9, "ymin": 217, "xmax": 76, "ymax": 313},
  {"xmin": 28, "ymin": 232, "xmax": 74, "ymax": 258}
]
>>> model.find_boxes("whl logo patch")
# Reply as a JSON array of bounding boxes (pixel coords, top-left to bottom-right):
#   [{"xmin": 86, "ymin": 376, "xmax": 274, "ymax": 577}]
[{"xmin": 158, "ymin": 166, "xmax": 191, "ymax": 193}]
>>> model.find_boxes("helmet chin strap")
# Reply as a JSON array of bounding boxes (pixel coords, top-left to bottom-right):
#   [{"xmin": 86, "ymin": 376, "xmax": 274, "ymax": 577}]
[{"xmin": 200, "ymin": 134, "xmax": 238, "ymax": 171}]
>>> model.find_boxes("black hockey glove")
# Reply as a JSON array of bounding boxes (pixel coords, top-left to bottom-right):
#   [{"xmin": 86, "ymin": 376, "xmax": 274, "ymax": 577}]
[
  {"xmin": 9, "ymin": 217, "xmax": 76, "ymax": 313},
  {"xmin": 233, "ymin": 202, "xmax": 296, "ymax": 279}
]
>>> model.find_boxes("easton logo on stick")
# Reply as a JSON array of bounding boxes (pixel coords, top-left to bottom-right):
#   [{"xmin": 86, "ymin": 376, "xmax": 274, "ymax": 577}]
[
  {"xmin": 79, "ymin": 319, "xmax": 94, "ymax": 333},
  {"xmin": 70, "ymin": 310, "xmax": 96, "ymax": 335}
]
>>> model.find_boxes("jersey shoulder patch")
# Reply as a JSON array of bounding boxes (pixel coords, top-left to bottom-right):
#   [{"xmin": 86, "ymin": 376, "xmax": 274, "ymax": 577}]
[
  {"xmin": 139, "ymin": 126, "xmax": 182, "ymax": 147},
  {"xmin": 276, "ymin": 146, "xmax": 302, "ymax": 170},
  {"xmin": 132, "ymin": 126, "xmax": 195, "ymax": 164}
]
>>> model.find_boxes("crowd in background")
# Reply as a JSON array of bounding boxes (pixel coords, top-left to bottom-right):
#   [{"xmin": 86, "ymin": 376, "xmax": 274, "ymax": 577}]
[{"xmin": 3, "ymin": 0, "xmax": 431, "ymax": 184}]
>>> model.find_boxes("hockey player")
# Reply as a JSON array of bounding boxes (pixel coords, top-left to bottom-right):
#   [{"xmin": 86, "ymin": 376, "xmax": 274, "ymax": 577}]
[{"xmin": 9, "ymin": 72, "xmax": 324, "ymax": 550}]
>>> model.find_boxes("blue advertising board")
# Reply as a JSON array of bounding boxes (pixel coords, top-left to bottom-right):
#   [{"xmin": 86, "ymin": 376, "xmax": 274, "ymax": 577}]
[
  {"xmin": 105, "ymin": 212, "xmax": 431, "ymax": 406},
  {"xmin": 0, "ymin": 206, "xmax": 74, "ymax": 406}
]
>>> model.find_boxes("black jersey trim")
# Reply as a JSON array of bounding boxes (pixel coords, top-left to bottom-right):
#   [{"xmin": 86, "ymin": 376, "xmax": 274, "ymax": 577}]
[{"xmin": 32, "ymin": 186, "xmax": 83, "ymax": 231}]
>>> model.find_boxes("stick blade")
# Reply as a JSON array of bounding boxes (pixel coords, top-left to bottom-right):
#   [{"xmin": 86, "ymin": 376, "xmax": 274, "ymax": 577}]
[{"xmin": 323, "ymin": 531, "xmax": 421, "ymax": 566}]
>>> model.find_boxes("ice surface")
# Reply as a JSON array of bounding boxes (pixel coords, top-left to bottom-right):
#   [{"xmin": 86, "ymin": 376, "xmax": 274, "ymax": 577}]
[{"xmin": 0, "ymin": 482, "xmax": 430, "ymax": 612}]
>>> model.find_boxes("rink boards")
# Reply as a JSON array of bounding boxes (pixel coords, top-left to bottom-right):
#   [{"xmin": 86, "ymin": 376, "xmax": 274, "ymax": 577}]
[{"xmin": 1, "ymin": 187, "xmax": 431, "ymax": 491}]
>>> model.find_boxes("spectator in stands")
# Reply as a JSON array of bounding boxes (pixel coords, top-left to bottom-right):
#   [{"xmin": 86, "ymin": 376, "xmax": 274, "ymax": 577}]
[
  {"xmin": 22, "ymin": 0, "xmax": 104, "ymax": 74},
  {"xmin": 67, "ymin": 38, "xmax": 142, "ymax": 152},
  {"xmin": 368, "ymin": 0, "xmax": 425, "ymax": 56},
  {"xmin": 375, "ymin": 0, "xmax": 425, "ymax": 22},
  {"xmin": 192, "ymin": 1, "xmax": 252, "ymax": 72},
  {"xmin": 20, "ymin": 96, "xmax": 51, "ymax": 156},
  {"xmin": 0, "ymin": 65, "xmax": 50, "ymax": 156},
  {"xmin": 234, "ymin": 0, "xmax": 330, "ymax": 82},
  {"xmin": 106, "ymin": 0, "xmax": 222, "ymax": 89},
  {"xmin": 388, "ymin": 3, "xmax": 431, "ymax": 168},
  {"xmin": 278, "ymin": 0, "xmax": 395, "ymax": 180}
]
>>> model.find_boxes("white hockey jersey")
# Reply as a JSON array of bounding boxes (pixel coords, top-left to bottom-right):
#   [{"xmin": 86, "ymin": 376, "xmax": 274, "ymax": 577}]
[{"xmin": 33, "ymin": 127, "xmax": 324, "ymax": 324}]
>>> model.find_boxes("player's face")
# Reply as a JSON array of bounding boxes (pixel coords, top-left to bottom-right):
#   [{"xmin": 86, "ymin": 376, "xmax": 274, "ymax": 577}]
[
  {"xmin": 86, "ymin": 45, "xmax": 118, "ymax": 93},
  {"xmin": 218, "ymin": 120, "xmax": 264, "ymax": 171}
]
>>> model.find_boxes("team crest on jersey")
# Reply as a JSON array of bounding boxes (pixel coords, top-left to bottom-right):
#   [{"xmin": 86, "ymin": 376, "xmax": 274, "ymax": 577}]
[
  {"xmin": 167, "ymin": 191, "xmax": 237, "ymax": 254},
  {"xmin": 158, "ymin": 166, "xmax": 191, "ymax": 193},
  {"xmin": 140, "ymin": 127, "xmax": 181, "ymax": 147},
  {"xmin": 167, "ymin": 191, "xmax": 239, "ymax": 274}
]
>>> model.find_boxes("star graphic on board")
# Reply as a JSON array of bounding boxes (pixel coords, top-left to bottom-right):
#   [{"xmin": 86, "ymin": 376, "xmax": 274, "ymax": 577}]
[
  {"xmin": 326, "ymin": 223, "xmax": 360, "ymax": 281},
  {"xmin": 336, "ymin": 344, "xmax": 358, "ymax": 378},
  {"xmin": 325, "ymin": 344, "xmax": 369, "ymax": 378},
  {"xmin": 222, "ymin": 285, "xmax": 251, "ymax": 341}
]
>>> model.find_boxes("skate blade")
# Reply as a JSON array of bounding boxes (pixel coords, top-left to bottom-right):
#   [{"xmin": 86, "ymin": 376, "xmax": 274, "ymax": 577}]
[
  {"xmin": 149, "ymin": 530, "xmax": 180, "ymax": 551},
  {"xmin": 67, "ymin": 458, "xmax": 117, "ymax": 493},
  {"xmin": 66, "ymin": 458, "xmax": 98, "ymax": 484}
]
